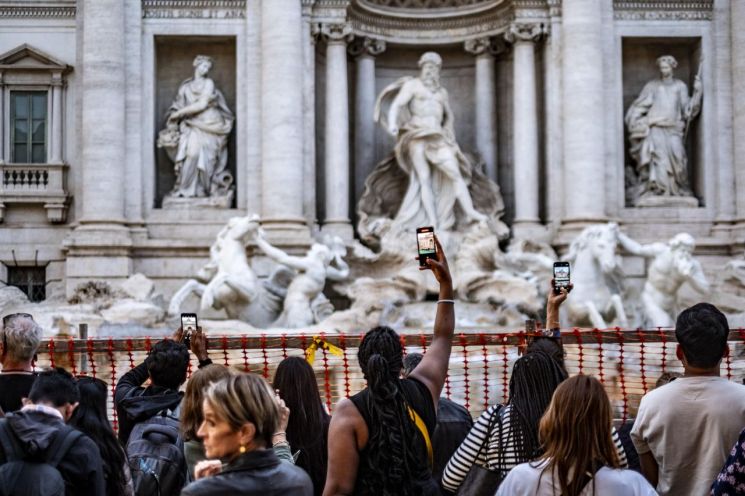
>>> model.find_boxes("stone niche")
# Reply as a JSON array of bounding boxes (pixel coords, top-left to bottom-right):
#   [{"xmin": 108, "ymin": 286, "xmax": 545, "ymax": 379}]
[
  {"xmin": 621, "ymin": 37, "xmax": 703, "ymax": 207},
  {"xmin": 153, "ymin": 36, "xmax": 237, "ymax": 208}
]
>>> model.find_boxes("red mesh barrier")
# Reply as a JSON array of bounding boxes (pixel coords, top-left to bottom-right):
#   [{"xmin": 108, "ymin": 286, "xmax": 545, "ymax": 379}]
[{"xmin": 31, "ymin": 329, "xmax": 745, "ymax": 429}]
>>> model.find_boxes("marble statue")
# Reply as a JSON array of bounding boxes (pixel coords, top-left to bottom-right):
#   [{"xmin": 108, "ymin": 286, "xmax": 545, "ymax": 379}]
[
  {"xmin": 455, "ymin": 221, "xmax": 554, "ymax": 314},
  {"xmin": 255, "ymin": 230, "xmax": 350, "ymax": 328},
  {"xmin": 157, "ymin": 55, "xmax": 235, "ymax": 206},
  {"xmin": 625, "ymin": 55, "xmax": 702, "ymax": 205},
  {"xmin": 357, "ymin": 51, "xmax": 505, "ymax": 248},
  {"xmin": 168, "ymin": 214, "xmax": 292, "ymax": 328},
  {"xmin": 618, "ymin": 231, "xmax": 709, "ymax": 327},
  {"xmin": 563, "ymin": 223, "xmax": 628, "ymax": 329}
]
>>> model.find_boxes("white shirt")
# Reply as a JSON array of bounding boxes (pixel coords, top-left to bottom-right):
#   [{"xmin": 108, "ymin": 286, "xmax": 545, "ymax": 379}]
[
  {"xmin": 496, "ymin": 460, "xmax": 657, "ymax": 496},
  {"xmin": 630, "ymin": 376, "xmax": 745, "ymax": 496}
]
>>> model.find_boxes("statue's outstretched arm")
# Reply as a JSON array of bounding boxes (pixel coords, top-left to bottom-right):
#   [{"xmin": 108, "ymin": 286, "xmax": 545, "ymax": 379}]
[
  {"xmin": 326, "ymin": 259, "xmax": 350, "ymax": 281},
  {"xmin": 256, "ymin": 235, "xmax": 307, "ymax": 271},
  {"xmin": 617, "ymin": 231, "xmax": 660, "ymax": 258}
]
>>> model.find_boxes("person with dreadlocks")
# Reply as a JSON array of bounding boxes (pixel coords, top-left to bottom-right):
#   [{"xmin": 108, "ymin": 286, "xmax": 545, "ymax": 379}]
[
  {"xmin": 441, "ymin": 281, "xmax": 628, "ymax": 493},
  {"xmin": 323, "ymin": 235, "xmax": 454, "ymax": 496}
]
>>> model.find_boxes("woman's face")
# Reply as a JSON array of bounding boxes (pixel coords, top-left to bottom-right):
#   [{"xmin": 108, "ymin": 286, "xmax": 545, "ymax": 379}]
[
  {"xmin": 196, "ymin": 60, "xmax": 211, "ymax": 77},
  {"xmin": 197, "ymin": 400, "xmax": 243, "ymax": 459}
]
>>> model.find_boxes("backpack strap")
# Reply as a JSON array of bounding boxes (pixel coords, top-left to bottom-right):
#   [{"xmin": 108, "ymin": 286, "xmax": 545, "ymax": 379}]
[
  {"xmin": 407, "ymin": 405, "xmax": 433, "ymax": 469},
  {"xmin": 0, "ymin": 419, "xmax": 22, "ymax": 462},
  {"xmin": 45, "ymin": 426, "xmax": 83, "ymax": 468}
]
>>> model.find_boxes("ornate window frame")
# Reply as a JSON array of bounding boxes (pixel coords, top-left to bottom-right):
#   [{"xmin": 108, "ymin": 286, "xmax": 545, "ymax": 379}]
[{"xmin": 0, "ymin": 44, "xmax": 71, "ymax": 223}]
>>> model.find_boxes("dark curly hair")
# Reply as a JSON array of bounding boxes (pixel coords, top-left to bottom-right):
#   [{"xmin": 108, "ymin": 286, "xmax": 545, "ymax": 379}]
[
  {"xmin": 357, "ymin": 326, "xmax": 428, "ymax": 495},
  {"xmin": 145, "ymin": 339, "xmax": 189, "ymax": 390}
]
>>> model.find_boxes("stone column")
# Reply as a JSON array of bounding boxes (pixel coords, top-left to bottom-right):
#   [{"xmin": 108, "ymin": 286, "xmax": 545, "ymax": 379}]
[
  {"xmin": 65, "ymin": 0, "xmax": 131, "ymax": 296},
  {"xmin": 50, "ymin": 73, "xmax": 63, "ymax": 164},
  {"xmin": 349, "ymin": 37, "xmax": 385, "ymax": 211},
  {"xmin": 464, "ymin": 37, "xmax": 499, "ymax": 183},
  {"xmin": 260, "ymin": 0, "xmax": 308, "ymax": 242},
  {"xmin": 0, "ymin": 73, "xmax": 4, "ymax": 163},
  {"xmin": 79, "ymin": 0, "xmax": 126, "ymax": 225},
  {"xmin": 506, "ymin": 23, "xmax": 544, "ymax": 238},
  {"xmin": 302, "ymin": 3, "xmax": 317, "ymax": 227},
  {"xmin": 561, "ymin": 0, "xmax": 606, "ymax": 228},
  {"xmin": 731, "ymin": 0, "xmax": 745, "ymax": 230},
  {"xmin": 545, "ymin": 0, "xmax": 564, "ymax": 226},
  {"xmin": 320, "ymin": 23, "xmax": 354, "ymax": 240},
  {"xmin": 713, "ymin": 0, "xmax": 735, "ymax": 232}
]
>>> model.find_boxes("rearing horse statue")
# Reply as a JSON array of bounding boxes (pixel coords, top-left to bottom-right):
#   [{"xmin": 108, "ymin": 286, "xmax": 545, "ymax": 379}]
[{"xmin": 563, "ymin": 223, "xmax": 629, "ymax": 329}]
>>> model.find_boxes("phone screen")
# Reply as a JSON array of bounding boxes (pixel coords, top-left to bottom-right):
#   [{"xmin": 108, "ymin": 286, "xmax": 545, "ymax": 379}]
[
  {"xmin": 553, "ymin": 263, "xmax": 570, "ymax": 292},
  {"xmin": 417, "ymin": 227, "xmax": 435, "ymax": 267},
  {"xmin": 181, "ymin": 314, "xmax": 197, "ymax": 334}
]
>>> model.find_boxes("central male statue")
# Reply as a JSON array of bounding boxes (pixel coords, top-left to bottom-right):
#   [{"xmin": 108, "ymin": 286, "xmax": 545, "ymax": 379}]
[{"xmin": 374, "ymin": 52, "xmax": 487, "ymax": 232}]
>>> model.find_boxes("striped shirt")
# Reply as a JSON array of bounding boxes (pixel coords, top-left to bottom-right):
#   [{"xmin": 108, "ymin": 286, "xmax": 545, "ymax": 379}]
[{"xmin": 441, "ymin": 404, "xmax": 628, "ymax": 493}]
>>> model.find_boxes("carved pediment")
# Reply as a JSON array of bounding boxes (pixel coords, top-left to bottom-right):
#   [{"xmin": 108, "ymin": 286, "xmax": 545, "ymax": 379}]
[{"xmin": 0, "ymin": 44, "xmax": 70, "ymax": 72}]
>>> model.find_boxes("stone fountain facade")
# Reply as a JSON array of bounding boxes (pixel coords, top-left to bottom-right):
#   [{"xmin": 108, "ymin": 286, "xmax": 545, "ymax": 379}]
[{"xmin": 0, "ymin": 0, "xmax": 744, "ymax": 335}]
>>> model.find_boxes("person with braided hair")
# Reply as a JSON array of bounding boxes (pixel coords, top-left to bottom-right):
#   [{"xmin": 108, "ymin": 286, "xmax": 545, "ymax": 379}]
[{"xmin": 324, "ymin": 235, "xmax": 454, "ymax": 496}]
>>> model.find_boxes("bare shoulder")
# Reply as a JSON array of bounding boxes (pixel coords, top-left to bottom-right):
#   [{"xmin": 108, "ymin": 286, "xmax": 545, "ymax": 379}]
[{"xmin": 332, "ymin": 398, "xmax": 364, "ymax": 425}]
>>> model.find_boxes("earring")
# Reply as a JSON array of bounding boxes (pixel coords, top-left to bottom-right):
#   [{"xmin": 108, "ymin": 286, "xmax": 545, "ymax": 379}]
[{"xmin": 239, "ymin": 445, "xmax": 247, "ymax": 454}]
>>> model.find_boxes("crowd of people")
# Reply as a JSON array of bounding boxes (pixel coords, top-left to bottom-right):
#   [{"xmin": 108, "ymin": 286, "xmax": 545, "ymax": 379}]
[{"xmin": 1, "ymin": 237, "xmax": 745, "ymax": 495}]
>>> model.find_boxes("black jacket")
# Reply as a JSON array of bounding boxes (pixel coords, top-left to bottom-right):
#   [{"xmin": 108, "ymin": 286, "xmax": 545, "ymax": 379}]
[
  {"xmin": 115, "ymin": 361, "xmax": 183, "ymax": 445},
  {"xmin": 180, "ymin": 448, "xmax": 313, "ymax": 496},
  {"xmin": 0, "ymin": 409, "xmax": 106, "ymax": 496},
  {"xmin": 433, "ymin": 398, "xmax": 473, "ymax": 495}
]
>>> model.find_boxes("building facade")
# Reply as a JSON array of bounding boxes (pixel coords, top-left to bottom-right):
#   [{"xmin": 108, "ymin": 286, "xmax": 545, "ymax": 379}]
[{"xmin": 0, "ymin": 0, "xmax": 743, "ymax": 310}]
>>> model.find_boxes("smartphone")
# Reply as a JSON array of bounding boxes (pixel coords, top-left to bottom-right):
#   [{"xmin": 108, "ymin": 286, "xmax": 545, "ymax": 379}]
[
  {"xmin": 553, "ymin": 262, "xmax": 570, "ymax": 294},
  {"xmin": 416, "ymin": 226, "xmax": 436, "ymax": 267},
  {"xmin": 181, "ymin": 313, "xmax": 197, "ymax": 348}
]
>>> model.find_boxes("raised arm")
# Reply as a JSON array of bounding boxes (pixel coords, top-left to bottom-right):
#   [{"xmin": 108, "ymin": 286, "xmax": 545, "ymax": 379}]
[
  {"xmin": 617, "ymin": 231, "xmax": 662, "ymax": 258},
  {"xmin": 409, "ymin": 235, "xmax": 454, "ymax": 406},
  {"xmin": 387, "ymin": 82, "xmax": 414, "ymax": 136},
  {"xmin": 256, "ymin": 232, "xmax": 307, "ymax": 271}
]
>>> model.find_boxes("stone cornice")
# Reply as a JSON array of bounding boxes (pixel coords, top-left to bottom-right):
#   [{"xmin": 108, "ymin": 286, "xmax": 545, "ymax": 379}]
[
  {"xmin": 0, "ymin": 2, "xmax": 75, "ymax": 19},
  {"xmin": 613, "ymin": 0, "xmax": 713, "ymax": 21},
  {"xmin": 348, "ymin": 36, "xmax": 386, "ymax": 57},
  {"xmin": 142, "ymin": 0, "xmax": 246, "ymax": 19}
]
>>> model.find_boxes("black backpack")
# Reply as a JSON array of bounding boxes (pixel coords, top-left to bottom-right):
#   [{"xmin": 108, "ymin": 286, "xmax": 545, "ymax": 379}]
[
  {"xmin": 126, "ymin": 407, "xmax": 186, "ymax": 496},
  {"xmin": 0, "ymin": 419, "xmax": 83, "ymax": 496}
]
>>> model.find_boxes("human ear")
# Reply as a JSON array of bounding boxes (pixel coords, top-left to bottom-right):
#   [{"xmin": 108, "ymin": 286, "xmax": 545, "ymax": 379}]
[
  {"xmin": 238, "ymin": 422, "xmax": 257, "ymax": 448},
  {"xmin": 675, "ymin": 344, "xmax": 686, "ymax": 364}
]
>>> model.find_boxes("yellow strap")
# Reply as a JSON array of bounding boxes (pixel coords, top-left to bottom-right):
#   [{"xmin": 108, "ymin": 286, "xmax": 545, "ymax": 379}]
[
  {"xmin": 305, "ymin": 336, "xmax": 344, "ymax": 365},
  {"xmin": 407, "ymin": 406, "xmax": 433, "ymax": 469}
]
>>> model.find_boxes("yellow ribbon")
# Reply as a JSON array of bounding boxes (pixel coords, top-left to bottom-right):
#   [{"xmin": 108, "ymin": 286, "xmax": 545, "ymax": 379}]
[{"xmin": 305, "ymin": 336, "xmax": 344, "ymax": 365}]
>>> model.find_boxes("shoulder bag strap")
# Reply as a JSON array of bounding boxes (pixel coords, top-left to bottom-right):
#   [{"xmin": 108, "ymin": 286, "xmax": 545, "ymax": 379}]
[
  {"xmin": 407, "ymin": 405, "xmax": 433, "ymax": 469},
  {"xmin": 46, "ymin": 426, "xmax": 84, "ymax": 468}
]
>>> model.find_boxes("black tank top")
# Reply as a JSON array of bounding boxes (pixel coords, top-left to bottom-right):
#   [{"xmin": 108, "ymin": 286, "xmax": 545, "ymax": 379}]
[{"xmin": 349, "ymin": 377, "xmax": 439, "ymax": 495}]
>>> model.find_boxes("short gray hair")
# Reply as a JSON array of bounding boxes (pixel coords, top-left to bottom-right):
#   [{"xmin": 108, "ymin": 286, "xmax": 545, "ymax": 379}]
[{"xmin": 1, "ymin": 315, "xmax": 42, "ymax": 362}]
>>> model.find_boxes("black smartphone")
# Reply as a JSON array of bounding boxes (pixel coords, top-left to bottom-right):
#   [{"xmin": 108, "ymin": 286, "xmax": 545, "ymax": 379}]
[
  {"xmin": 416, "ymin": 226, "xmax": 436, "ymax": 267},
  {"xmin": 181, "ymin": 313, "xmax": 197, "ymax": 348},
  {"xmin": 553, "ymin": 262, "xmax": 570, "ymax": 294}
]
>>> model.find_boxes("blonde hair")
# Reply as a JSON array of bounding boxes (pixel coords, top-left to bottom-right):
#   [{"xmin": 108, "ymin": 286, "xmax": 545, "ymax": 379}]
[
  {"xmin": 204, "ymin": 373, "xmax": 280, "ymax": 448},
  {"xmin": 181, "ymin": 364, "xmax": 233, "ymax": 441},
  {"xmin": 538, "ymin": 375, "xmax": 620, "ymax": 496}
]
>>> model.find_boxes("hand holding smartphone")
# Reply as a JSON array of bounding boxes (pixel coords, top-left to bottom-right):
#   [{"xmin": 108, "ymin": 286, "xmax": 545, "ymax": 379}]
[
  {"xmin": 181, "ymin": 313, "xmax": 198, "ymax": 349},
  {"xmin": 416, "ymin": 226, "xmax": 436, "ymax": 267},
  {"xmin": 552, "ymin": 262, "xmax": 570, "ymax": 295}
]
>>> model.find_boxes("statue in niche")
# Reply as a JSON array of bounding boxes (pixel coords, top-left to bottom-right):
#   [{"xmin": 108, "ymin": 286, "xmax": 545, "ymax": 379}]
[
  {"xmin": 358, "ymin": 51, "xmax": 505, "ymax": 249},
  {"xmin": 255, "ymin": 230, "xmax": 350, "ymax": 328},
  {"xmin": 157, "ymin": 55, "xmax": 235, "ymax": 207},
  {"xmin": 625, "ymin": 55, "xmax": 702, "ymax": 206},
  {"xmin": 617, "ymin": 231, "xmax": 709, "ymax": 327}
]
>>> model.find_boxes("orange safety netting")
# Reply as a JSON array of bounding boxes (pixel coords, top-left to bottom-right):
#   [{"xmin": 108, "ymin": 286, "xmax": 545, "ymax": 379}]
[{"xmin": 31, "ymin": 328, "xmax": 745, "ymax": 430}]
